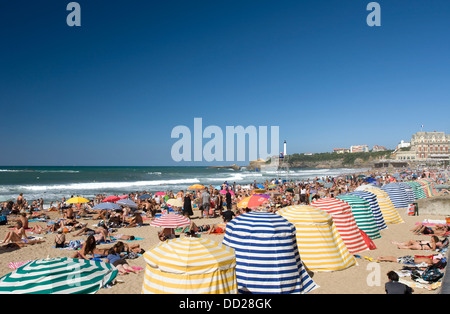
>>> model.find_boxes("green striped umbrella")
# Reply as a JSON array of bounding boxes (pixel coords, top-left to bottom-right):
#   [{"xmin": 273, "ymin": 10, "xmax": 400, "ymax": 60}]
[{"xmin": 0, "ymin": 257, "xmax": 117, "ymax": 294}]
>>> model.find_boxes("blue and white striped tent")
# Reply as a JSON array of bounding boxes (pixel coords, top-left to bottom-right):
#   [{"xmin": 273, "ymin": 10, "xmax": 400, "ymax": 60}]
[
  {"xmin": 222, "ymin": 211, "xmax": 318, "ymax": 294},
  {"xmin": 381, "ymin": 183, "xmax": 410, "ymax": 209},
  {"xmin": 349, "ymin": 191, "xmax": 387, "ymax": 231},
  {"xmin": 394, "ymin": 182, "xmax": 416, "ymax": 204}
]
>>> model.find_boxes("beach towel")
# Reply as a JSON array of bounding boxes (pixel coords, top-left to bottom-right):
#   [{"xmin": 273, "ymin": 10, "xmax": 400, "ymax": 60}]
[
  {"xmin": 8, "ymin": 260, "xmax": 33, "ymax": 270},
  {"xmin": 110, "ymin": 237, "xmax": 144, "ymax": 242}
]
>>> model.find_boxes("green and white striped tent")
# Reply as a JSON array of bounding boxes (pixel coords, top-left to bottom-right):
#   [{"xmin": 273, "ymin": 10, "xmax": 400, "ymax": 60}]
[
  {"xmin": 403, "ymin": 181, "xmax": 426, "ymax": 200},
  {"xmin": 0, "ymin": 257, "xmax": 118, "ymax": 294},
  {"xmin": 336, "ymin": 195, "xmax": 381, "ymax": 240}
]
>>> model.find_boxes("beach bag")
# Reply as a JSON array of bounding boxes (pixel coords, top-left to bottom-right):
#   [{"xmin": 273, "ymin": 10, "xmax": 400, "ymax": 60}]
[
  {"xmin": 412, "ymin": 266, "xmax": 444, "ymax": 283},
  {"xmin": 0, "ymin": 215, "xmax": 7, "ymax": 226},
  {"xmin": 68, "ymin": 240, "xmax": 82, "ymax": 250},
  {"xmin": 359, "ymin": 229, "xmax": 377, "ymax": 250}
]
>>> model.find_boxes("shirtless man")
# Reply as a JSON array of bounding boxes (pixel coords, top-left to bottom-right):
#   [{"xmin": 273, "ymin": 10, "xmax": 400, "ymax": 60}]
[{"xmin": 16, "ymin": 193, "xmax": 24, "ymax": 210}]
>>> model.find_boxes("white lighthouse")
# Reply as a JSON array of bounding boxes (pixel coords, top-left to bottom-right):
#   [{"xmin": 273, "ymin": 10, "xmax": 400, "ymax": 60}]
[{"xmin": 283, "ymin": 140, "xmax": 287, "ymax": 156}]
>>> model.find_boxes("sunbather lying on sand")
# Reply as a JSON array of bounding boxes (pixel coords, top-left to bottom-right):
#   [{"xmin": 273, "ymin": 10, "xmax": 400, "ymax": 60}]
[
  {"xmin": 73, "ymin": 224, "xmax": 111, "ymax": 243},
  {"xmin": 377, "ymin": 254, "xmax": 445, "ymax": 266},
  {"xmin": 411, "ymin": 224, "xmax": 449, "ymax": 236},
  {"xmin": 391, "ymin": 236, "xmax": 443, "ymax": 251},
  {"xmin": 184, "ymin": 221, "xmax": 226, "ymax": 236}
]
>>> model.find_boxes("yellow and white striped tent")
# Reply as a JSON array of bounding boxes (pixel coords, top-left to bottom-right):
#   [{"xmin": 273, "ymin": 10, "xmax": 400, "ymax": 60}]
[
  {"xmin": 359, "ymin": 187, "xmax": 404, "ymax": 225},
  {"xmin": 277, "ymin": 205, "xmax": 356, "ymax": 272},
  {"xmin": 142, "ymin": 237, "xmax": 237, "ymax": 294}
]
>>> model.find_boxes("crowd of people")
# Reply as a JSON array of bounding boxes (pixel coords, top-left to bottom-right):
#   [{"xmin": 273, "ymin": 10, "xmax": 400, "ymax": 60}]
[{"xmin": 0, "ymin": 166, "xmax": 448, "ymax": 290}]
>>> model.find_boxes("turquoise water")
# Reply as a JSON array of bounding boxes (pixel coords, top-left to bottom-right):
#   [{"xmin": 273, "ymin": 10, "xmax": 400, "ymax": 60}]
[{"xmin": 0, "ymin": 166, "xmax": 365, "ymax": 202}]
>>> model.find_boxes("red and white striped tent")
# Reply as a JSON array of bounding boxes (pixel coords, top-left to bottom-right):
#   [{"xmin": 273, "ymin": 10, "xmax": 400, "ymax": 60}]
[{"xmin": 311, "ymin": 198, "xmax": 369, "ymax": 253}]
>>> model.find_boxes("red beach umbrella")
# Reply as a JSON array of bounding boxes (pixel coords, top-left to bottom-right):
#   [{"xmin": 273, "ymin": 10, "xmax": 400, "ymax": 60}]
[
  {"xmin": 102, "ymin": 195, "xmax": 120, "ymax": 203},
  {"xmin": 150, "ymin": 213, "xmax": 191, "ymax": 229}
]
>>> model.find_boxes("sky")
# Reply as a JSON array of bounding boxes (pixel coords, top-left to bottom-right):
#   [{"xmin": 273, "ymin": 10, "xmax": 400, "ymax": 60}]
[{"xmin": 0, "ymin": 0, "xmax": 449, "ymax": 166}]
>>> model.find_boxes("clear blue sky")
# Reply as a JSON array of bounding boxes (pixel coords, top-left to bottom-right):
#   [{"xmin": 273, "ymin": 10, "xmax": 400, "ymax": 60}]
[{"xmin": 1, "ymin": 0, "xmax": 449, "ymax": 166}]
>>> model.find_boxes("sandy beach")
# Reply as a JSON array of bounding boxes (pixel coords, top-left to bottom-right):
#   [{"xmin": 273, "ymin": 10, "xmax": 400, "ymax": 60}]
[{"xmin": 0, "ymin": 201, "xmax": 447, "ymax": 294}]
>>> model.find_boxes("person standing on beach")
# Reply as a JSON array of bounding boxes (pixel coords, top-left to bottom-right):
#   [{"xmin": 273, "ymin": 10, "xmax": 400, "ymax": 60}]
[
  {"xmin": 16, "ymin": 193, "xmax": 24, "ymax": 210},
  {"xmin": 226, "ymin": 189, "xmax": 232, "ymax": 210},
  {"xmin": 201, "ymin": 189, "xmax": 210, "ymax": 219},
  {"xmin": 182, "ymin": 192, "xmax": 194, "ymax": 218}
]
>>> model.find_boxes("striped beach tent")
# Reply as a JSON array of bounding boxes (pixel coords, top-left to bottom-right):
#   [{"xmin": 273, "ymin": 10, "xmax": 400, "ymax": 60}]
[
  {"xmin": 350, "ymin": 190, "xmax": 388, "ymax": 231},
  {"xmin": 310, "ymin": 198, "xmax": 369, "ymax": 253},
  {"xmin": 277, "ymin": 205, "xmax": 356, "ymax": 272},
  {"xmin": 336, "ymin": 195, "xmax": 381, "ymax": 240},
  {"xmin": 404, "ymin": 181, "xmax": 427, "ymax": 199},
  {"xmin": 142, "ymin": 237, "xmax": 237, "ymax": 294},
  {"xmin": 360, "ymin": 188, "xmax": 404, "ymax": 224},
  {"xmin": 0, "ymin": 257, "xmax": 118, "ymax": 294},
  {"xmin": 381, "ymin": 183, "xmax": 410, "ymax": 209},
  {"xmin": 416, "ymin": 180, "xmax": 431, "ymax": 197},
  {"xmin": 424, "ymin": 178, "xmax": 437, "ymax": 196},
  {"xmin": 418, "ymin": 179, "xmax": 437, "ymax": 197},
  {"xmin": 222, "ymin": 211, "xmax": 318, "ymax": 294},
  {"xmin": 396, "ymin": 182, "xmax": 416, "ymax": 204},
  {"xmin": 421, "ymin": 178, "xmax": 438, "ymax": 195}
]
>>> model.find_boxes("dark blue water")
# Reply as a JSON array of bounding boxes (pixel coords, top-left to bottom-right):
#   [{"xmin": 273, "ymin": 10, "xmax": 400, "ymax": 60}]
[{"xmin": 0, "ymin": 166, "xmax": 364, "ymax": 202}]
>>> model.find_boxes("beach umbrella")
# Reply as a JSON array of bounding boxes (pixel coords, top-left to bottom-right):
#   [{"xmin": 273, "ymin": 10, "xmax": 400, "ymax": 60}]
[
  {"xmin": 237, "ymin": 194, "xmax": 270, "ymax": 209},
  {"xmin": 360, "ymin": 188, "xmax": 404, "ymax": 225},
  {"xmin": 0, "ymin": 257, "xmax": 117, "ymax": 294},
  {"xmin": 66, "ymin": 197, "xmax": 90, "ymax": 204},
  {"xmin": 350, "ymin": 190, "xmax": 388, "ymax": 231},
  {"xmin": 381, "ymin": 183, "xmax": 410, "ymax": 209},
  {"xmin": 92, "ymin": 202, "xmax": 122, "ymax": 210},
  {"xmin": 166, "ymin": 198, "xmax": 183, "ymax": 208},
  {"xmin": 252, "ymin": 189, "xmax": 266, "ymax": 194},
  {"xmin": 142, "ymin": 237, "xmax": 237, "ymax": 294},
  {"xmin": 150, "ymin": 213, "xmax": 191, "ymax": 228},
  {"xmin": 116, "ymin": 198, "xmax": 138, "ymax": 209},
  {"xmin": 155, "ymin": 192, "xmax": 166, "ymax": 196},
  {"xmin": 139, "ymin": 194, "xmax": 152, "ymax": 200},
  {"xmin": 277, "ymin": 205, "xmax": 356, "ymax": 272},
  {"xmin": 220, "ymin": 189, "xmax": 235, "ymax": 195},
  {"xmin": 102, "ymin": 196, "xmax": 120, "ymax": 203},
  {"xmin": 222, "ymin": 211, "xmax": 318, "ymax": 294},
  {"xmin": 336, "ymin": 195, "xmax": 381, "ymax": 240},
  {"xmin": 188, "ymin": 184, "xmax": 206, "ymax": 190},
  {"xmin": 435, "ymin": 184, "xmax": 450, "ymax": 190},
  {"xmin": 310, "ymin": 198, "xmax": 369, "ymax": 253}
]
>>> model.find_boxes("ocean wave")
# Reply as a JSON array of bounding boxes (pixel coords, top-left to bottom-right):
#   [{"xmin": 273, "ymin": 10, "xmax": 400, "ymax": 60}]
[
  {"xmin": 0, "ymin": 169, "xmax": 79, "ymax": 173},
  {"xmin": 0, "ymin": 178, "xmax": 201, "ymax": 192}
]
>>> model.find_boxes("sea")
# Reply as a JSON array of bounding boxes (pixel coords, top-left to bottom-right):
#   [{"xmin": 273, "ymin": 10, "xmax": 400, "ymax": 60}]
[{"xmin": 0, "ymin": 166, "xmax": 368, "ymax": 203}]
